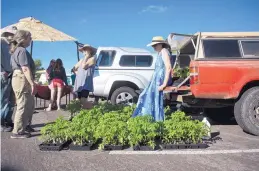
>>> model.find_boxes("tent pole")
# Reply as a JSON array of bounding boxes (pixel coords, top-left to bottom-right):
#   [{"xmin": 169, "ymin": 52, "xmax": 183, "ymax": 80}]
[
  {"xmin": 30, "ymin": 41, "xmax": 34, "ymax": 57},
  {"xmin": 76, "ymin": 41, "xmax": 79, "ymax": 61}
]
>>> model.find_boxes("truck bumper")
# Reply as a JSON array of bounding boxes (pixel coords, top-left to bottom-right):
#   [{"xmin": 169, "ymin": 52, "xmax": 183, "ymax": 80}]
[{"xmin": 164, "ymin": 86, "xmax": 234, "ymax": 108}]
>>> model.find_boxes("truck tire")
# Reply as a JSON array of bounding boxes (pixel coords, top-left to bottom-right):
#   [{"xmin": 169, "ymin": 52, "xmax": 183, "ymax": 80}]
[
  {"xmin": 234, "ymin": 87, "xmax": 259, "ymax": 136},
  {"xmin": 110, "ymin": 87, "xmax": 138, "ymax": 105},
  {"xmin": 204, "ymin": 107, "xmax": 234, "ymax": 124}
]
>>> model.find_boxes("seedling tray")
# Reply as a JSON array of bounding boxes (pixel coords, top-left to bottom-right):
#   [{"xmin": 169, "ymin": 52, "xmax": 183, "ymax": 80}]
[
  {"xmin": 133, "ymin": 145, "xmax": 155, "ymax": 151},
  {"xmin": 103, "ymin": 145, "xmax": 124, "ymax": 151},
  {"xmin": 39, "ymin": 141, "xmax": 70, "ymax": 151},
  {"xmin": 160, "ymin": 143, "xmax": 209, "ymax": 150},
  {"xmin": 69, "ymin": 143, "xmax": 93, "ymax": 151}
]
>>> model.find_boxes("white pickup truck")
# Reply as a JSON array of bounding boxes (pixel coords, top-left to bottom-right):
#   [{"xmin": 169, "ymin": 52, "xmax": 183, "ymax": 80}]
[{"xmin": 92, "ymin": 47, "xmax": 157, "ymax": 105}]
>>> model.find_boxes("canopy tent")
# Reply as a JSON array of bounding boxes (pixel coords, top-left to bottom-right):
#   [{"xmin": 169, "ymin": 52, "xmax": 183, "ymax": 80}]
[
  {"xmin": 1, "ymin": 17, "xmax": 82, "ymax": 101},
  {"xmin": 1, "ymin": 17, "xmax": 81, "ymax": 61}
]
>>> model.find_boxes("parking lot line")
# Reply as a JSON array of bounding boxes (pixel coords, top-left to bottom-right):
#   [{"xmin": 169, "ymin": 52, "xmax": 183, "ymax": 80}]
[{"xmin": 109, "ymin": 149, "xmax": 259, "ymax": 155}]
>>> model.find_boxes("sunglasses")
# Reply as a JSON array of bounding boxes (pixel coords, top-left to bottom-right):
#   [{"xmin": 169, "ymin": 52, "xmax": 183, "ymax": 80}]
[{"xmin": 152, "ymin": 44, "xmax": 158, "ymax": 48}]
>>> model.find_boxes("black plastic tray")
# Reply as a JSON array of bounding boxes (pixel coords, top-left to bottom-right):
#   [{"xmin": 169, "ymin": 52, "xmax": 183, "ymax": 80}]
[
  {"xmin": 160, "ymin": 143, "xmax": 209, "ymax": 150},
  {"xmin": 69, "ymin": 143, "xmax": 93, "ymax": 151},
  {"xmin": 103, "ymin": 145, "xmax": 124, "ymax": 151},
  {"xmin": 39, "ymin": 141, "xmax": 70, "ymax": 151},
  {"xmin": 133, "ymin": 145, "xmax": 155, "ymax": 151}
]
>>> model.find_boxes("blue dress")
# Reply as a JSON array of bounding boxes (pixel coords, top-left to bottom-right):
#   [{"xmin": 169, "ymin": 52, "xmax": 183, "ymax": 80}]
[{"xmin": 132, "ymin": 49, "xmax": 172, "ymax": 121}]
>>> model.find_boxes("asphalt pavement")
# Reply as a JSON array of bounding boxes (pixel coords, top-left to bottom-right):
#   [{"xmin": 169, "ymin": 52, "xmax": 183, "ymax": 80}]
[{"xmin": 1, "ymin": 104, "xmax": 259, "ymax": 171}]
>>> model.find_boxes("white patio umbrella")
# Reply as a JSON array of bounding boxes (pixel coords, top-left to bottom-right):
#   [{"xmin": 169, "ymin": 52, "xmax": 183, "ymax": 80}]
[{"xmin": 1, "ymin": 17, "xmax": 80, "ymax": 60}]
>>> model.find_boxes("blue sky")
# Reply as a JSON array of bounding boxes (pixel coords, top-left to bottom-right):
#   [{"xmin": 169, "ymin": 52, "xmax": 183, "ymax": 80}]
[{"xmin": 2, "ymin": 0, "xmax": 259, "ymax": 71}]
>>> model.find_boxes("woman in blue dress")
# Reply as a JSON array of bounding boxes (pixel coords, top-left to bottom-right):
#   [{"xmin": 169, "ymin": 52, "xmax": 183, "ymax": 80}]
[{"xmin": 132, "ymin": 36, "xmax": 172, "ymax": 121}]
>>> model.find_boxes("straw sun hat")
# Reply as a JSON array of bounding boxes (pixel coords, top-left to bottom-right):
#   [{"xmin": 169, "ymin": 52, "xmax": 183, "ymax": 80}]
[
  {"xmin": 78, "ymin": 44, "xmax": 97, "ymax": 66},
  {"xmin": 147, "ymin": 36, "xmax": 169, "ymax": 47},
  {"xmin": 78, "ymin": 44, "xmax": 97, "ymax": 54}
]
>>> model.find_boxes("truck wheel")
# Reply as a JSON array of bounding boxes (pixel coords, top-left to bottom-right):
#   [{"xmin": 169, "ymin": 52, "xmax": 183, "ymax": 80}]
[
  {"xmin": 234, "ymin": 87, "xmax": 259, "ymax": 136},
  {"xmin": 204, "ymin": 107, "xmax": 234, "ymax": 124},
  {"xmin": 111, "ymin": 87, "xmax": 138, "ymax": 105}
]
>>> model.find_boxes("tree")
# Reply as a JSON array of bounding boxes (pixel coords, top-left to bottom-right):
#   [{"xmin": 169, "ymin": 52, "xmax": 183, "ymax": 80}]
[{"xmin": 34, "ymin": 59, "xmax": 44, "ymax": 70}]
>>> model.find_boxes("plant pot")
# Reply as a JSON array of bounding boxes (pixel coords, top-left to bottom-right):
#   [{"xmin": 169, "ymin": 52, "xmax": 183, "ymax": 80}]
[
  {"xmin": 172, "ymin": 76, "xmax": 180, "ymax": 81},
  {"xmin": 160, "ymin": 143, "xmax": 209, "ymax": 150},
  {"xmin": 133, "ymin": 145, "xmax": 155, "ymax": 151},
  {"xmin": 39, "ymin": 141, "xmax": 71, "ymax": 151},
  {"xmin": 178, "ymin": 144, "xmax": 187, "ymax": 149},
  {"xmin": 103, "ymin": 145, "xmax": 124, "ymax": 151},
  {"xmin": 69, "ymin": 143, "xmax": 93, "ymax": 151},
  {"xmin": 195, "ymin": 143, "xmax": 209, "ymax": 149},
  {"xmin": 160, "ymin": 144, "xmax": 179, "ymax": 150}
]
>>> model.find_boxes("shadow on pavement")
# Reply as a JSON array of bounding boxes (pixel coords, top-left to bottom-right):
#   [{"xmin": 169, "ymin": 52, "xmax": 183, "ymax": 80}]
[
  {"xmin": 32, "ymin": 123, "xmax": 47, "ymax": 128},
  {"xmin": 32, "ymin": 122, "xmax": 55, "ymax": 128},
  {"xmin": 190, "ymin": 114, "xmax": 237, "ymax": 125},
  {"xmin": 209, "ymin": 117, "xmax": 238, "ymax": 126},
  {"xmin": 34, "ymin": 107, "xmax": 47, "ymax": 110},
  {"xmin": 31, "ymin": 133, "xmax": 41, "ymax": 138},
  {"xmin": 1, "ymin": 166, "xmax": 21, "ymax": 171}
]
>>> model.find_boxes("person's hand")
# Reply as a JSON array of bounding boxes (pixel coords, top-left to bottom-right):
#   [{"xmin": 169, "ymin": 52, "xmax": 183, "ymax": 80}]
[
  {"xmin": 158, "ymin": 84, "xmax": 166, "ymax": 91},
  {"xmin": 31, "ymin": 83, "xmax": 37, "ymax": 95},
  {"xmin": 3, "ymin": 72, "xmax": 9, "ymax": 78},
  {"xmin": 171, "ymin": 71, "xmax": 174, "ymax": 78}
]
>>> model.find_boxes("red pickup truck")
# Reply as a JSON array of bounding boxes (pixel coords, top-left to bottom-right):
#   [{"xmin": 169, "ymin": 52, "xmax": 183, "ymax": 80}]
[{"xmin": 166, "ymin": 32, "xmax": 259, "ymax": 135}]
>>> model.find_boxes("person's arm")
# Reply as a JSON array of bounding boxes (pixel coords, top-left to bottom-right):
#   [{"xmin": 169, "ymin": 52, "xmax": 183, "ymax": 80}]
[
  {"xmin": 49, "ymin": 69, "xmax": 54, "ymax": 81},
  {"xmin": 45, "ymin": 69, "xmax": 49, "ymax": 79},
  {"xmin": 1, "ymin": 39, "xmax": 11, "ymax": 76},
  {"xmin": 1, "ymin": 45, "xmax": 7, "ymax": 76},
  {"xmin": 82, "ymin": 57, "xmax": 96, "ymax": 70},
  {"xmin": 159, "ymin": 48, "xmax": 172, "ymax": 91},
  {"xmin": 22, "ymin": 66, "xmax": 34, "ymax": 85},
  {"xmin": 74, "ymin": 59, "xmax": 82, "ymax": 71},
  {"xmin": 18, "ymin": 49, "xmax": 36, "ymax": 94},
  {"xmin": 62, "ymin": 67, "xmax": 68, "ymax": 86}
]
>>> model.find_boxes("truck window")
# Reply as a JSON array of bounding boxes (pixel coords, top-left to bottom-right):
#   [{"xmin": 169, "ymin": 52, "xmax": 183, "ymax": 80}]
[
  {"xmin": 98, "ymin": 51, "xmax": 116, "ymax": 67},
  {"xmin": 203, "ymin": 40, "xmax": 241, "ymax": 58},
  {"xmin": 240, "ymin": 41, "xmax": 259, "ymax": 57},
  {"xmin": 120, "ymin": 55, "xmax": 135, "ymax": 66},
  {"xmin": 120, "ymin": 55, "xmax": 153, "ymax": 67},
  {"xmin": 136, "ymin": 55, "xmax": 153, "ymax": 67}
]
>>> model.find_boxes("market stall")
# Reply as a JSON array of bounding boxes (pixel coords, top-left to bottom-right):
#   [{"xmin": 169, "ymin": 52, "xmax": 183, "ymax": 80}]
[{"xmin": 1, "ymin": 17, "xmax": 79, "ymax": 105}]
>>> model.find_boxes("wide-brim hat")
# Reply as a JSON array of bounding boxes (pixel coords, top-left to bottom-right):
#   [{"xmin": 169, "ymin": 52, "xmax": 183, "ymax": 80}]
[
  {"xmin": 1, "ymin": 26, "xmax": 17, "ymax": 36},
  {"xmin": 147, "ymin": 36, "xmax": 169, "ymax": 47},
  {"xmin": 78, "ymin": 44, "xmax": 97, "ymax": 53}
]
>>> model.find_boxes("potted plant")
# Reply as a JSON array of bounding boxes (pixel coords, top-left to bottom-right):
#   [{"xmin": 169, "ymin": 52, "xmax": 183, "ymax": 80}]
[
  {"xmin": 114, "ymin": 104, "xmax": 136, "ymax": 122},
  {"xmin": 160, "ymin": 111, "xmax": 209, "ymax": 149},
  {"xmin": 172, "ymin": 65, "xmax": 190, "ymax": 85},
  {"xmin": 95, "ymin": 112, "xmax": 128, "ymax": 150},
  {"xmin": 67, "ymin": 110, "xmax": 101, "ymax": 151},
  {"xmin": 173, "ymin": 65, "xmax": 190, "ymax": 78},
  {"xmin": 127, "ymin": 115, "xmax": 160, "ymax": 151},
  {"xmin": 164, "ymin": 106, "xmax": 172, "ymax": 117},
  {"xmin": 66, "ymin": 99, "xmax": 82, "ymax": 120},
  {"xmin": 39, "ymin": 116, "xmax": 71, "ymax": 151}
]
